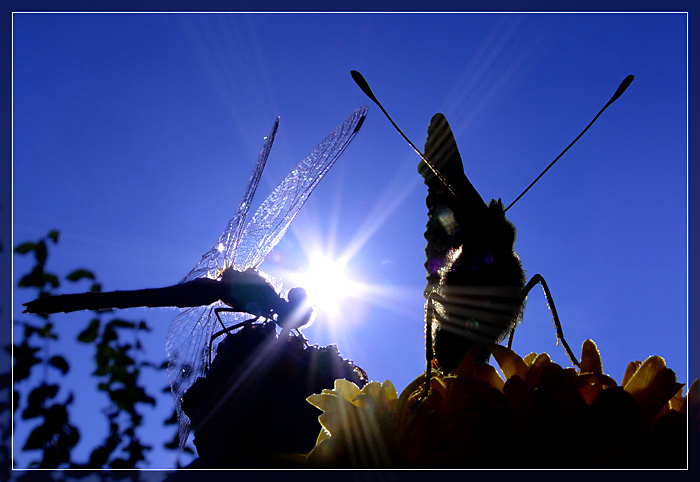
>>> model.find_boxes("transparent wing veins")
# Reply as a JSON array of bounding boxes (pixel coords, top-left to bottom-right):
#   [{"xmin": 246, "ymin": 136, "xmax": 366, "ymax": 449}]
[
  {"xmin": 235, "ymin": 106, "xmax": 367, "ymax": 270},
  {"xmin": 164, "ymin": 106, "xmax": 367, "ymax": 448},
  {"xmin": 180, "ymin": 117, "xmax": 280, "ymax": 283},
  {"xmin": 166, "ymin": 118, "xmax": 279, "ymax": 447}
]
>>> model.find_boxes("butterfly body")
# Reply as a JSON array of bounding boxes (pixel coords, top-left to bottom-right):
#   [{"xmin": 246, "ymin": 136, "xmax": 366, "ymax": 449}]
[{"xmin": 420, "ymin": 113, "xmax": 528, "ymax": 372}]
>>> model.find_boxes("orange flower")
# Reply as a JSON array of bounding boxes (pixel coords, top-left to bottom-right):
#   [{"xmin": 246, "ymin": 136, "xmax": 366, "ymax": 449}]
[{"xmin": 303, "ymin": 340, "xmax": 691, "ymax": 468}]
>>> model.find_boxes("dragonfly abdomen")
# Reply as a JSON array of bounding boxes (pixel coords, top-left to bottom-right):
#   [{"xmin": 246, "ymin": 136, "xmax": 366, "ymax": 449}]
[{"xmin": 24, "ymin": 277, "xmax": 223, "ymax": 314}]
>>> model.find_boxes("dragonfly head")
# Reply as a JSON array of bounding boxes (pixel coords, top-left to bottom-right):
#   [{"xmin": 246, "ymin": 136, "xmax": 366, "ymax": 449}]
[{"xmin": 279, "ymin": 287, "xmax": 314, "ymax": 331}]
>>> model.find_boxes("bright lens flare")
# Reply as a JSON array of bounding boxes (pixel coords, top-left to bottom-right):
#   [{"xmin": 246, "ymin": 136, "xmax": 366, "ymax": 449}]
[{"xmin": 298, "ymin": 255, "xmax": 354, "ymax": 313}]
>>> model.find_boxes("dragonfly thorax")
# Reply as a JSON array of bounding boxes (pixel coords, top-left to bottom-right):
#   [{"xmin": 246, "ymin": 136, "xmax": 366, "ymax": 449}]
[
  {"xmin": 219, "ymin": 268, "xmax": 313, "ymax": 331},
  {"xmin": 219, "ymin": 267, "xmax": 283, "ymax": 318}
]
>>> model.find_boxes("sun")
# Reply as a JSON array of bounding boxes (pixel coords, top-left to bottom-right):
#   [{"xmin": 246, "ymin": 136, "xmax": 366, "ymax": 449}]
[{"xmin": 293, "ymin": 254, "xmax": 355, "ymax": 314}]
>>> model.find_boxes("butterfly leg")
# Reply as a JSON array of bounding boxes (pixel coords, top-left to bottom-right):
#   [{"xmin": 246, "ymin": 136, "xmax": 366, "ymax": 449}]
[
  {"xmin": 507, "ymin": 274, "xmax": 580, "ymax": 367},
  {"xmin": 416, "ymin": 290, "xmax": 440, "ymax": 406}
]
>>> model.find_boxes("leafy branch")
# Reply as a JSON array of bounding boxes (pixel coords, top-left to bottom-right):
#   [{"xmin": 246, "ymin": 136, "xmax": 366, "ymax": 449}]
[{"xmin": 9, "ymin": 230, "xmax": 175, "ymax": 469}]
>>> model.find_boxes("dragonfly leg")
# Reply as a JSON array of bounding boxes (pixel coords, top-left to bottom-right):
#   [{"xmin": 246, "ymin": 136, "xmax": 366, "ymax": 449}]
[
  {"xmin": 208, "ymin": 308, "xmax": 258, "ymax": 367},
  {"xmin": 290, "ymin": 327, "xmax": 309, "ymax": 345},
  {"xmin": 509, "ymin": 274, "xmax": 580, "ymax": 367}
]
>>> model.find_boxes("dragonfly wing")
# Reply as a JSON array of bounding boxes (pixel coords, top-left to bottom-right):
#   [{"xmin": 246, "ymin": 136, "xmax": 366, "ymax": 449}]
[
  {"xmin": 165, "ymin": 106, "xmax": 366, "ymax": 448},
  {"xmin": 234, "ymin": 106, "xmax": 367, "ymax": 270},
  {"xmin": 165, "ymin": 302, "xmax": 220, "ymax": 446},
  {"xmin": 180, "ymin": 117, "xmax": 280, "ymax": 284},
  {"xmin": 167, "ymin": 119, "xmax": 278, "ymax": 447}
]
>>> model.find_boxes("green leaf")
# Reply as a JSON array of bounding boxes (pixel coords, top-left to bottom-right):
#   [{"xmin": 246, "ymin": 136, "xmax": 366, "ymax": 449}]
[
  {"xmin": 77, "ymin": 319, "xmax": 100, "ymax": 343},
  {"xmin": 88, "ymin": 446, "xmax": 112, "ymax": 468},
  {"xmin": 44, "ymin": 273, "xmax": 60, "ymax": 289},
  {"xmin": 62, "ymin": 424, "xmax": 79, "ymax": 448},
  {"xmin": 12, "ymin": 342, "xmax": 41, "ymax": 382},
  {"xmin": 111, "ymin": 386, "xmax": 156, "ymax": 407},
  {"xmin": 95, "ymin": 346, "xmax": 111, "ymax": 375},
  {"xmin": 14, "ymin": 242, "xmax": 36, "ymax": 254},
  {"xmin": 66, "ymin": 269, "xmax": 96, "ymax": 282},
  {"xmin": 24, "ymin": 425, "xmax": 51, "ymax": 450},
  {"xmin": 37, "ymin": 322, "xmax": 55, "ymax": 339},
  {"xmin": 18, "ymin": 268, "xmax": 44, "ymax": 288},
  {"xmin": 127, "ymin": 438, "xmax": 150, "ymax": 465},
  {"xmin": 35, "ymin": 241, "xmax": 47, "ymax": 266},
  {"xmin": 23, "ymin": 323, "xmax": 41, "ymax": 338},
  {"xmin": 46, "ymin": 404, "xmax": 69, "ymax": 426},
  {"xmin": 111, "ymin": 348, "xmax": 135, "ymax": 370},
  {"xmin": 47, "ymin": 230, "xmax": 60, "ymax": 243},
  {"xmin": 49, "ymin": 356, "xmax": 69, "ymax": 375},
  {"xmin": 110, "ymin": 458, "xmax": 131, "ymax": 469},
  {"xmin": 102, "ymin": 326, "xmax": 118, "ymax": 343},
  {"xmin": 23, "ymin": 384, "xmax": 58, "ymax": 419},
  {"xmin": 163, "ymin": 409, "xmax": 178, "ymax": 425},
  {"xmin": 107, "ymin": 319, "xmax": 136, "ymax": 330},
  {"xmin": 27, "ymin": 322, "xmax": 58, "ymax": 341}
]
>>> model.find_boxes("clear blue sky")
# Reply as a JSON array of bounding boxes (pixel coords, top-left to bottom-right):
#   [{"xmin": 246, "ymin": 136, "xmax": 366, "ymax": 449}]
[{"xmin": 11, "ymin": 12, "xmax": 687, "ymax": 468}]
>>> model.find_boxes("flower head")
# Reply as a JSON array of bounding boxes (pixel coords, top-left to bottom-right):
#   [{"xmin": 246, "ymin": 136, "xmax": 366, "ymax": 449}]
[
  {"xmin": 181, "ymin": 321, "xmax": 366, "ymax": 467},
  {"xmin": 304, "ymin": 339, "xmax": 691, "ymax": 468},
  {"xmin": 305, "ymin": 379, "xmax": 399, "ymax": 467}
]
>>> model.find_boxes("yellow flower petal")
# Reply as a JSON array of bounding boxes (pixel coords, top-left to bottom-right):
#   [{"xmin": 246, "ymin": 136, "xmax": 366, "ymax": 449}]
[
  {"xmin": 621, "ymin": 361, "xmax": 642, "ymax": 387},
  {"xmin": 398, "ymin": 373, "xmax": 428, "ymax": 407},
  {"xmin": 378, "ymin": 380, "xmax": 398, "ymax": 403},
  {"xmin": 491, "ymin": 344, "xmax": 528, "ymax": 381},
  {"xmin": 353, "ymin": 381, "xmax": 398, "ymax": 411},
  {"xmin": 305, "ymin": 437, "xmax": 344, "ymax": 467},
  {"xmin": 333, "ymin": 378, "xmax": 362, "ymax": 402},
  {"xmin": 360, "ymin": 381, "xmax": 382, "ymax": 400},
  {"xmin": 523, "ymin": 352, "xmax": 538, "ymax": 366},
  {"xmin": 307, "ymin": 393, "xmax": 341, "ymax": 412},
  {"xmin": 451, "ymin": 345, "xmax": 486, "ymax": 375},
  {"xmin": 668, "ymin": 386, "xmax": 685, "ymax": 412},
  {"xmin": 314, "ymin": 426, "xmax": 330, "ymax": 445},
  {"xmin": 398, "ymin": 373, "xmax": 447, "ymax": 421},
  {"xmin": 576, "ymin": 373, "xmax": 618, "ymax": 404},
  {"xmin": 317, "ymin": 400, "xmax": 364, "ymax": 437},
  {"xmin": 623, "ymin": 355, "xmax": 683, "ymax": 427},
  {"xmin": 471, "ymin": 363, "xmax": 505, "ymax": 391},
  {"xmin": 532, "ymin": 352, "xmax": 552, "ymax": 366},
  {"xmin": 579, "ymin": 339, "xmax": 603, "ymax": 374},
  {"xmin": 306, "ymin": 378, "xmax": 401, "ymax": 467},
  {"xmin": 524, "ymin": 353, "xmax": 552, "ymax": 387}
]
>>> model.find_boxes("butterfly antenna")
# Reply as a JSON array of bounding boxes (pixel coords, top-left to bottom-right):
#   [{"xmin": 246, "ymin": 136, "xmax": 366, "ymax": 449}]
[
  {"xmin": 505, "ymin": 75, "xmax": 634, "ymax": 212},
  {"xmin": 351, "ymin": 70, "xmax": 458, "ymax": 199}
]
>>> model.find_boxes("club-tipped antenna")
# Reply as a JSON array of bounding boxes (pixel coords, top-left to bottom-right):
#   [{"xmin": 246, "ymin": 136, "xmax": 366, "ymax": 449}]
[
  {"xmin": 351, "ymin": 70, "xmax": 459, "ymax": 200},
  {"xmin": 504, "ymin": 74, "xmax": 634, "ymax": 212}
]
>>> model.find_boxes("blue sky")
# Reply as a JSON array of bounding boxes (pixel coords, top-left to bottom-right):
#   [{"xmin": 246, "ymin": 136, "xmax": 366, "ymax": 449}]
[{"xmin": 10, "ymin": 12, "xmax": 687, "ymax": 468}]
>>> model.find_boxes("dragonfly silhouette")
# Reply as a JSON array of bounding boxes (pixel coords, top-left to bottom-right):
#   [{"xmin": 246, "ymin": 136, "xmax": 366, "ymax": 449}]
[{"xmin": 24, "ymin": 105, "xmax": 368, "ymax": 445}]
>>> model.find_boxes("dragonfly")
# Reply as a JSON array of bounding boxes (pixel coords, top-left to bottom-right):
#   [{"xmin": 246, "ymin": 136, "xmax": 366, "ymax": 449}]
[{"xmin": 24, "ymin": 105, "xmax": 368, "ymax": 446}]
